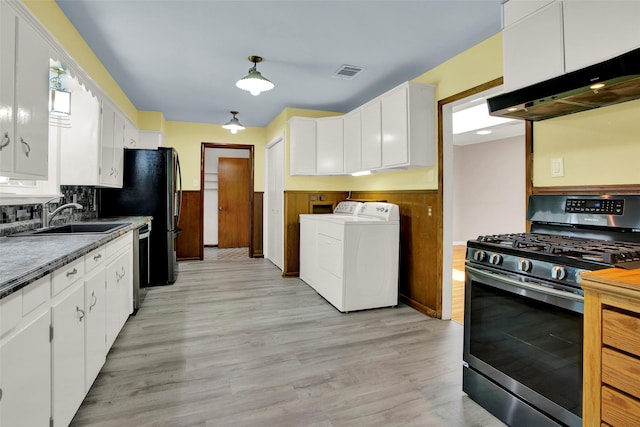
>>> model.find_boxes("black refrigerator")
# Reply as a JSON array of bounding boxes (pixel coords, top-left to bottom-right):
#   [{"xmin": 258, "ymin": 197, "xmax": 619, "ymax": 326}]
[{"xmin": 99, "ymin": 147, "xmax": 182, "ymax": 285}]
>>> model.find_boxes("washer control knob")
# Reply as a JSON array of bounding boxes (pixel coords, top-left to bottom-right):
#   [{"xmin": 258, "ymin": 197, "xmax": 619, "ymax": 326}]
[
  {"xmin": 518, "ymin": 259, "xmax": 532, "ymax": 272},
  {"xmin": 474, "ymin": 251, "xmax": 487, "ymax": 262},
  {"xmin": 551, "ymin": 266, "xmax": 567, "ymax": 280},
  {"xmin": 489, "ymin": 253, "xmax": 503, "ymax": 265}
]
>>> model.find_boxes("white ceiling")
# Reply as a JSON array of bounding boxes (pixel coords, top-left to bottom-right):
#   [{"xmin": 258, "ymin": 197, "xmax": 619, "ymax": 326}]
[{"xmin": 54, "ymin": 0, "xmax": 505, "ymax": 130}]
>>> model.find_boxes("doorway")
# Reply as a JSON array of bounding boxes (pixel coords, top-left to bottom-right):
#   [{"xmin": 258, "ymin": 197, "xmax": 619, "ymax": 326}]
[
  {"xmin": 441, "ymin": 82, "xmax": 527, "ymax": 323},
  {"xmin": 265, "ymin": 134, "xmax": 284, "ymax": 271},
  {"xmin": 200, "ymin": 143, "xmax": 255, "ymax": 256}
]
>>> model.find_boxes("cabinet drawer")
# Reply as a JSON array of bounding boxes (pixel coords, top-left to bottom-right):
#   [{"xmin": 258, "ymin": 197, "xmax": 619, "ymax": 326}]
[
  {"xmin": 22, "ymin": 275, "xmax": 50, "ymax": 316},
  {"xmin": 0, "ymin": 291, "xmax": 22, "ymax": 337},
  {"xmin": 603, "ymin": 309, "xmax": 640, "ymax": 358},
  {"xmin": 602, "ymin": 347, "xmax": 640, "ymax": 398},
  {"xmin": 85, "ymin": 247, "xmax": 106, "ymax": 273},
  {"xmin": 52, "ymin": 258, "xmax": 85, "ymax": 296},
  {"xmin": 602, "ymin": 385, "xmax": 640, "ymax": 426},
  {"xmin": 106, "ymin": 232, "xmax": 132, "ymax": 259}
]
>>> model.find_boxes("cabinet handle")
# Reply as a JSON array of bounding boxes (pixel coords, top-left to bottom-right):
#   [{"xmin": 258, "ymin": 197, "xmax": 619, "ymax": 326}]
[
  {"xmin": 90, "ymin": 291, "xmax": 97, "ymax": 311},
  {"xmin": 93, "ymin": 253, "xmax": 102, "ymax": 261},
  {"xmin": 76, "ymin": 306, "xmax": 85, "ymax": 321},
  {"xmin": 20, "ymin": 137, "xmax": 31, "ymax": 158},
  {"xmin": 116, "ymin": 266, "xmax": 126, "ymax": 282},
  {"xmin": 0, "ymin": 387, "xmax": 3, "ymax": 401},
  {"xmin": 66, "ymin": 268, "xmax": 78, "ymax": 277},
  {"xmin": 0, "ymin": 132, "xmax": 9, "ymax": 150}
]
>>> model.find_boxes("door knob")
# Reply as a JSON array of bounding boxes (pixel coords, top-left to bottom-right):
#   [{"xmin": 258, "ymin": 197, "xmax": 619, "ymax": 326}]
[{"xmin": 219, "ymin": 206, "xmax": 223, "ymax": 211}]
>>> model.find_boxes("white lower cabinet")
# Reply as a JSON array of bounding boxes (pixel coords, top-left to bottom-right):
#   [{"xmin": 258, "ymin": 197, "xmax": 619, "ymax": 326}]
[
  {"xmin": 84, "ymin": 267, "xmax": 106, "ymax": 391},
  {"xmin": 0, "ymin": 231, "xmax": 134, "ymax": 426},
  {"xmin": 105, "ymin": 232, "xmax": 133, "ymax": 349},
  {"xmin": 0, "ymin": 308, "xmax": 51, "ymax": 427},
  {"xmin": 52, "ymin": 281, "xmax": 86, "ymax": 427}
]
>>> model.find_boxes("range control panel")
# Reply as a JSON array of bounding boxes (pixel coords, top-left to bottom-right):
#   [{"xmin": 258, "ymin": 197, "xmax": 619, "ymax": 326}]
[{"xmin": 565, "ymin": 199, "xmax": 624, "ymax": 215}]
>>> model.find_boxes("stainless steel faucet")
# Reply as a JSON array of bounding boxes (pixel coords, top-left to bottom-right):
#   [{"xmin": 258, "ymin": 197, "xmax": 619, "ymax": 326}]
[{"xmin": 42, "ymin": 201, "xmax": 83, "ymax": 227}]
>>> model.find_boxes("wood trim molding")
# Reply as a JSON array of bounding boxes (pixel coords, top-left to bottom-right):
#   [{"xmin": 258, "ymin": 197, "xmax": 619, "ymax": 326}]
[
  {"xmin": 532, "ymin": 185, "xmax": 640, "ymax": 195},
  {"xmin": 200, "ymin": 142, "xmax": 256, "ymax": 257}
]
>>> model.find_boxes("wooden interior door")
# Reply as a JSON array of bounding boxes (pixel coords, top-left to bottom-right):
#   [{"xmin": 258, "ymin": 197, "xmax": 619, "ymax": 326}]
[{"xmin": 218, "ymin": 157, "xmax": 250, "ymax": 248}]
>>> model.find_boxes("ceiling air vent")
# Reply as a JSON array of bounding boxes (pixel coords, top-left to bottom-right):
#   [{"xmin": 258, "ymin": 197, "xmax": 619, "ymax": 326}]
[{"xmin": 333, "ymin": 64, "xmax": 365, "ymax": 80}]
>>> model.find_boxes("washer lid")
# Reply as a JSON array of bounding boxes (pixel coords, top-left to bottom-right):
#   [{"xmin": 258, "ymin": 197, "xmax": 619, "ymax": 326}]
[
  {"xmin": 358, "ymin": 202, "xmax": 399, "ymax": 221},
  {"xmin": 334, "ymin": 201, "xmax": 363, "ymax": 215}
]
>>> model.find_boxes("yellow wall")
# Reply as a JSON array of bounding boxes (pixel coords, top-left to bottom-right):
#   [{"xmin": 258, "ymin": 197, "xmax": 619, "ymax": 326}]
[
  {"xmin": 338, "ymin": 33, "xmax": 504, "ymax": 192},
  {"xmin": 533, "ymin": 99, "xmax": 640, "ymax": 186},
  {"xmin": 23, "ymin": 0, "xmax": 138, "ymax": 125},
  {"xmin": 163, "ymin": 122, "xmax": 267, "ymax": 191},
  {"xmin": 138, "ymin": 111, "xmax": 166, "ymax": 133}
]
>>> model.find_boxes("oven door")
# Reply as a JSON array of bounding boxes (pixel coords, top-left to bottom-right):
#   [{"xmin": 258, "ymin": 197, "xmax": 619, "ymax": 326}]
[{"xmin": 463, "ymin": 264, "xmax": 583, "ymax": 427}]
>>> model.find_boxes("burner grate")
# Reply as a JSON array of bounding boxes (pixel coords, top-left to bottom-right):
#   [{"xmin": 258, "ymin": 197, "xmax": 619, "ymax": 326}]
[{"xmin": 474, "ymin": 232, "xmax": 640, "ymax": 266}]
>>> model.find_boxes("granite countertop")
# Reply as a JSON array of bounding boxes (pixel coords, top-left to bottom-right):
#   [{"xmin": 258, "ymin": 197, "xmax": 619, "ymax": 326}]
[{"xmin": 0, "ymin": 216, "xmax": 152, "ymax": 300}]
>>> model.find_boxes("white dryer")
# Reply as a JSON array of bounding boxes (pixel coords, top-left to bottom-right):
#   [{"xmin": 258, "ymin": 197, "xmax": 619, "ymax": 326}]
[{"xmin": 299, "ymin": 202, "xmax": 400, "ymax": 312}]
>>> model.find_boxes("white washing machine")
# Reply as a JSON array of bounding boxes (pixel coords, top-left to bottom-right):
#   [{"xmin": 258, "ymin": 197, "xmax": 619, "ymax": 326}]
[{"xmin": 299, "ymin": 202, "xmax": 400, "ymax": 312}]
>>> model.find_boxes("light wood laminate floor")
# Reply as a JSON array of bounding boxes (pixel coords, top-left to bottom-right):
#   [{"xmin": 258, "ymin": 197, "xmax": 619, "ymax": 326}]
[
  {"xmin": 72, "ymin": 249, "xmax": 503, "ymax": 427},
  {"xmin": 451, "ymin": 245, "xmax": 467, "ymax": 325}
]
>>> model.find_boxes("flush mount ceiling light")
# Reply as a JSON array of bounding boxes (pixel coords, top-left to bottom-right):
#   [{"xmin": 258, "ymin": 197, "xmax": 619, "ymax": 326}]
[
  {"xmin": 49, "ymin": 66, "xmax": 71, "ymax": 115},
  {"xmin": 235, "ymin": 56, "xmax": 274, "ymax": 96},
  {"xmin": 221, "ymin": 111, "xmax": 245, "ymax": 134}
]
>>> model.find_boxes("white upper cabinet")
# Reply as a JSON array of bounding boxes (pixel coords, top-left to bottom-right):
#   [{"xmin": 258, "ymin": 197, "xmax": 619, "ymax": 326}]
[
  {"xmin": 502, "ymin": 1, "xmax": 564, "ymax": 92},
  {"xmin": 99, "ymin": 101, "xmax": 125, "ymax": 187},
  {"xmin": 0, "ymin": 2, "xmax": 49, "ymax": 180},
  {"xmin": 360, "ymin": 99, "xmax": 382, "ymax": 170},
  {"xmin": 288, "ymin": 81, "xmax": 435, "ymax": 176},
  {"xmin": 502, "ymin": 0, "xmax": 640, "ymax": 91},
  {"xmin": 363, "ymin": 82, "xmax": 435, "ymax": 171},
  {"xmin": 343, "ymin": 110, "xmax": 361, "ymax": 174},
  {"xmin": 316, "ymin": 116, "xmax": 344, "ymax": 175},
  {"xmin": 563, "ymin": 0, "xmax": 640, "ymax": 72},
  {"xmin": 123, "ymin": 117, "xmax": 139, "ymax": 148},
  {"xmin": 289, "ymin": 116, "xmax": 317, "ymax": 176}
]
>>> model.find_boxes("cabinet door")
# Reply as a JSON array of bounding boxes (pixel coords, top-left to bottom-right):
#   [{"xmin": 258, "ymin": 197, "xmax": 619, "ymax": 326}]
[
  {"xmin": 0, "ymin": 310, "xmax": 51, "ymax": 427},
  {"xmin": 52, "ymin": 282, "xmax": 86, "ymax": 427},
  {"xmin": 502, "ymin": 1, "xmax": 564, "ymax": 91},
  {"xmin": 105, "ymin": 249, "xmax": 131, "ymax": 349},
  {"xmin": 382, "ymin": 86, "xmax": 409, "ymax": 168},
  {"xmin": 343, "ymin": 111, "xmax": 361, "ymax": 174},
  {"xmin": 316, "ymin": 116, "xmax": 344, "ymax": 175},
  {"xmin": 563, "ymin": 0, "xmax": 640, "ymax": 72},
  {"xmin": 360, "ymin": 100, "xmax": 382, "ymax": 170},
  {"xmin": 0, "ymin": 3, "xmax": 16, "ymax": 176},
  {"xmin": 100, "ymin": 102, "xmax": 115, "ymax": 186},
  {"xmin": 124, "ymin": 119, "xmax": 139, "ymax": 148},
  {"xmin": 13, "ymin": 11, "xmax": 49, "ymax": 179},
  {"xmin": 289, "ymin": 117, "xmax": 316, "ymax": 175},
  {"xmin": 112, "ymin": 112, "xmax": 125, "ymax": 187},
  {"xmin": 85, "ymin": 267, "xmax": 106, "ymax": 392}
]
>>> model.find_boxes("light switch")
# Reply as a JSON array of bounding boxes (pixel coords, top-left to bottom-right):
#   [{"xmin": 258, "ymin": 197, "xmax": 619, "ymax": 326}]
[
  {"xmin": 551, "ymin": 157, "xmax": 564, "ymax": 177},
  {"xmin": 193, "ymin": 179, "xmax": 199, "ymax": 187}
]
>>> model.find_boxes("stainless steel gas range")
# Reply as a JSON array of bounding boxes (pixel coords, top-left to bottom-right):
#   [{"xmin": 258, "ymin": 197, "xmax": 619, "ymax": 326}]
[{"xmin": 463, "ymin": 195, "xmax": 640, "ymax": 427}]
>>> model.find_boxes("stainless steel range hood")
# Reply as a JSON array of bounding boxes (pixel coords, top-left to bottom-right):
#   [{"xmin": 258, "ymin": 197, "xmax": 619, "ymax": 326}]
[{"xmin": 487, "ymin": 47, "xmax": 640, "ymax": 121}]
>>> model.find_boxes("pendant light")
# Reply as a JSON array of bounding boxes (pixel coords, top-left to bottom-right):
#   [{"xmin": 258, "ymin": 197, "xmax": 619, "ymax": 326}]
[
  {"xmin": 235, "ymin": 56, "xmax": 274, "ymax": 96},
  {"xmin": 221, "ymin": 111, "xmax": 245, "ymax": 134}
]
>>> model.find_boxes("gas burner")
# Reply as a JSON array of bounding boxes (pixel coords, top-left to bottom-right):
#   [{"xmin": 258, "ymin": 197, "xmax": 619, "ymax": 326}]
[{"xmin": 473, "ymin": 232, "xmax": 640, "ymax": 266}]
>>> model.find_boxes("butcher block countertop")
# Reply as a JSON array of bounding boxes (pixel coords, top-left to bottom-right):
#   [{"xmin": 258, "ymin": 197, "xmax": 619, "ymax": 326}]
[{"xmin": 581, "ymin": 268, "xmax": 640, "ymax": 296}]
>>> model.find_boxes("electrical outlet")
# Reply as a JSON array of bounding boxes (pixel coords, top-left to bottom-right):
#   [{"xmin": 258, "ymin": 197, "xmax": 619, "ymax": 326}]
[{"xmin": 551, "ymin": 157, "xmax": 564, "ymax": 177}]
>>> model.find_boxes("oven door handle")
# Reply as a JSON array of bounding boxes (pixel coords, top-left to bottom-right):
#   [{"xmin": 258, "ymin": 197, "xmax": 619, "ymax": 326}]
[{"xmin": 466, "ymin": 265, "xmax": 584, "ymax": 303}]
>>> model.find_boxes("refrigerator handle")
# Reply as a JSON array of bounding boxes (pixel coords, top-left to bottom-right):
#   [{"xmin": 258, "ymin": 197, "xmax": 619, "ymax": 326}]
[{"xmin": 176, "ymin": 153, "xmax": 183, "ymax": 228}]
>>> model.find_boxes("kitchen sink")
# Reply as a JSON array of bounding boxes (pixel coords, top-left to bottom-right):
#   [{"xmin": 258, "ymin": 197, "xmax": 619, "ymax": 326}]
[{"xmin": 10, "ymin": 222, "xmax": 130, "ymax": 236}]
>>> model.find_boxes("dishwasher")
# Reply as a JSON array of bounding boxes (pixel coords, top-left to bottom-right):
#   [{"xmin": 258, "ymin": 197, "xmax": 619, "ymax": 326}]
[{"xmin": 132, "ymin": 222, "xmax": 150, "ymax": 314}]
